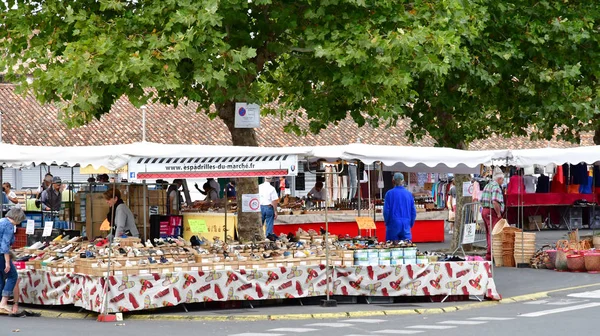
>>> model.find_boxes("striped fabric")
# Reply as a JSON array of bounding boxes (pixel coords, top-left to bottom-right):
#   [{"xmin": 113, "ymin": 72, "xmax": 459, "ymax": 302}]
[{"xmin": 480, "ymin": 181, "xmax": 504, "ymax": 212}]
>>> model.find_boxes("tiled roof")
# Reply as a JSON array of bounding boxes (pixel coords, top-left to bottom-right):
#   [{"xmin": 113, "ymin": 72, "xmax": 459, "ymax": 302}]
[{"xmin": 0, "ymin": 84, "xmax": 593, "ymax": 149}]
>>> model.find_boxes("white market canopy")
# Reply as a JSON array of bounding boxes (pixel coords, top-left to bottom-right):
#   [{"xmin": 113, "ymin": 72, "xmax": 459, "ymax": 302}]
[
  {"xmin": 336, "ymin": 144, "xmax": 509, "ymax": 174},
  {"xmin": 509, "ymin": 146, "xmax": 600, "ymax": 167},
  {"xmin": 3, "ymin": 141, "xmax": 594, "ymax": 174}
]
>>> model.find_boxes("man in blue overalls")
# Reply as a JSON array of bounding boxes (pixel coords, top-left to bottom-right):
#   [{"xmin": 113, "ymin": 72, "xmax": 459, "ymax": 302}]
[{"xmin": 383, "ymin": 173, "xmax": 417, "ymax": 242}]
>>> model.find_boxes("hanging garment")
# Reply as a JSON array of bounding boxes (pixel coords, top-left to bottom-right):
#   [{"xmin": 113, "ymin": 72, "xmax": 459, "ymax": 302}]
[
  {"xmin": 536, "ymin": 174, "xmax": 550, "ymax": 193},
  {"xmin": 594, "ymin": 165, "xmax": 600, "ymax": 188},
  {"xmin": 523, "ymin": 176, "xmax": 537, "ymax": 194},
  {"xmin": 580, "ymin": 176, "xmax": 593, "ymax": 194},
  {"xmin": 572, "ymin": 163, "xmax": 588, "ymax": 185},
  {"xmin": 341, "ymin": 175, "xmax": 348, "ymax": 200},
  {"xmin": 552, "ymin": 165, "xmax": 565, "ymax": 193},
  {"xmin": 507, "ymin": 175, "xmax": 525, "ymax": 194},
  {"xmin": 348, "ymin": 164, "xmax": 358, "ymax": 199},
  {"xmin": 562, "ymin": 163, "xmax": 570, "ymax": 184},
  {"xmin": 331, "ymin": 166, "xmax": 339, "ymax": 204},
  {"xmin": 326, "ymin": 166, "xmax": 334, "ymax": 202},
  {"xmin": 472, "ymin": 181, "xmax": 481, "ymax": 201}
]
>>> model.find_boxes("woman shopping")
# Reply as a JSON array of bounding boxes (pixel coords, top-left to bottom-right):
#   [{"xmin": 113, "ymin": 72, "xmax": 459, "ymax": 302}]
[
  {"xmin": 0, "ymin": 207, "xmax": 26, "ymax": 314},
  {"xmin": 104, "ymin": 188, "xmax": 139, "ymax": 240}
]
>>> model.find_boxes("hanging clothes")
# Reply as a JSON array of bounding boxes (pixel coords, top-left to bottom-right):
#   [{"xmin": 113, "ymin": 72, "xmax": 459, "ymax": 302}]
[
  {"xmin": 572, "ymin": 163, "xmax": 588, "ymax": 185},
  {"xmin": 552, "ymin": 165, "xmax": 566, "ymax": 193},
  {"xmin": 523, "ymin": 176, "xmax": 537, "ymax": 194},
  {"xmin": 507, "ymin": 175, "xmax": 525, "ymax": 194},
  {"xmin": 536, "ymin": 174, "xmax": 550, "ymax": 193},
  {"xmin": 580, "ymin": 176, "xmax": 593, "ymax": 194},
  {"xmin": 562, "ymin": 163, "xmax": 570, "ymax": 184},
  {"xmin": 472, "ymin": 181, "xmax": 481, "ymax": 201},
  {"xmin": 594, "ymin": 165, "xmax": 600, "ymax": 189}
]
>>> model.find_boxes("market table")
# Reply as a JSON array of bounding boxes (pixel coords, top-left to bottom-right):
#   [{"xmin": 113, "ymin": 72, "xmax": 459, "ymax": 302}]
[
  {"xmin": 274, "ymin": 211, "xmax": 446, "ymax": 243},
  {"xmin": 18, "ymin": 262, "xmax": 499, "ymax": 312},
  {"xmin": 505, "ymin": 193, "xmax": 599, "ymax": 229},
  {"xmin": 505, "ymin": 193, "xmax": 598, "ymax": 207}
]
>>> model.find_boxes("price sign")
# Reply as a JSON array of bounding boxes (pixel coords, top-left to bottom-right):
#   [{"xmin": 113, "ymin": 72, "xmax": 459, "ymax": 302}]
[
  {"xmin": 42, "ymin": 221, "xmax": 54, "ymax": 237},
  {"xmin": 188, "ymin": 219, "xmax": 208, "ymax": 233},
  {"xmin": 462, "ymin": 223, "xmax": 476, "ymax": 244},
  {"xmin": 26, "ymin": 219, "xmax": 35, "ymax": 235},
  {"xmin": 355, "ymin": 217, "xmax": 377, "ymax": 230}
]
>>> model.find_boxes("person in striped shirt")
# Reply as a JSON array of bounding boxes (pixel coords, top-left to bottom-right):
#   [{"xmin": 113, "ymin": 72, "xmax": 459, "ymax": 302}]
[{"xmin": 480, "ymin": 167, "xmax": 505, "ymax": 261}]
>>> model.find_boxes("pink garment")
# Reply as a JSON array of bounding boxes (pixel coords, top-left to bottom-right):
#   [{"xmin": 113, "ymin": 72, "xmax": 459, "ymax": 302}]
[
  {"xmin": 507, "ymin": 175, "xmax": 525, "ymax": 194},
  {"xmin": 472, "ymin": 181, "xmax": 481, "ymax": 201}
]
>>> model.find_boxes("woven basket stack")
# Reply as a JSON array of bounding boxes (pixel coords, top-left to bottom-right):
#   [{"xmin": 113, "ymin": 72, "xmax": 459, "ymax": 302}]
[{"xmin": 514, "ymin": 232, "xmax": 536, "ymax": 264}]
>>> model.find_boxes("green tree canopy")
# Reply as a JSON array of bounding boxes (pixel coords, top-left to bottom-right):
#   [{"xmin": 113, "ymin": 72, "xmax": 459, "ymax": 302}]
[{"xmin": 3, "ymin": 0, "xmax": 600, "ymax": 240}]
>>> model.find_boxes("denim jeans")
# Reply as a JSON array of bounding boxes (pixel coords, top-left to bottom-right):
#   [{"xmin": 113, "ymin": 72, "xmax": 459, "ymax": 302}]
[
  {"xmin": 0, "ymin": 255, "xmax": 17, "ymax": 297},
  {"xmin": 261, "ymin": 205, "xmax": 275, "ymax": 236},
  {"xmin": 348, "ymin": 165, "xmax": 358, "ymax": 199}
]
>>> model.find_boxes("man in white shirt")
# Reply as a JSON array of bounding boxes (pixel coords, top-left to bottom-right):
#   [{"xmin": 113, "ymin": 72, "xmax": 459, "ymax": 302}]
[{"xmin": 259, "ymin": 177, "xmax": 279, "ymax": 236}]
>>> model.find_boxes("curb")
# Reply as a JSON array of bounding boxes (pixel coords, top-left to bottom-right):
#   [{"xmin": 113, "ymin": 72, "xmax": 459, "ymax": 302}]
[{"xmin": 24, "ymin": 282, "xmax": 600, "ymax": 322}]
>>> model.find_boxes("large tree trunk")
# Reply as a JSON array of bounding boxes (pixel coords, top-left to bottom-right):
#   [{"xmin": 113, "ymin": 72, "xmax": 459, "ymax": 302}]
[
  {"xmin": 217, "ymin": 100, "xmax": 263, "ymax": 242},
  {"xmin": 594, "ymin": 126, "xmax": 600, "ymax": 145}
]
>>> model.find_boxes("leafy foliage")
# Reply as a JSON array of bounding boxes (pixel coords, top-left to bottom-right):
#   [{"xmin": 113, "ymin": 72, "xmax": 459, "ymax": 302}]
[
  {"xmin": 0, "ymin": 0, "xmax": 484, "ymax": 135},
  {"xmin": 402, "ymin": 1, "xmax": 600, "ymax": 148},
  {"xmin": 0, "ymin": 0, "xmax": 598, "ymax": 148}
]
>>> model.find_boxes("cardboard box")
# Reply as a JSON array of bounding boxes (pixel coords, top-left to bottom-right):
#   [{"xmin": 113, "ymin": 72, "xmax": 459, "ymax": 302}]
[{"xmin": 527, "ymin": 216, "xmax": 542, "ymax": 231}]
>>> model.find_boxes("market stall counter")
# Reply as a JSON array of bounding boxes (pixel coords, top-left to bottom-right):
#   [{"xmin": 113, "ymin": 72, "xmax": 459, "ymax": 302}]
[
  {"xmin": 18, "ymin": 262, "xmax": 499, "ymax": 313},
  {"xmin": 14, "ymin": 232, "xmax": 499, "ymax": 313},
  {"xmin": 274, "ymin": 211, "xmax": 446, "ymax": 243}
]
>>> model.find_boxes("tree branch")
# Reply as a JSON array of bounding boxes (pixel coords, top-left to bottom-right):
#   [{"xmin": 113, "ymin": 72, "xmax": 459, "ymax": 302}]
[{"xmin": 290, "ymin": 47, "xmax": 314, "ymax": 53}]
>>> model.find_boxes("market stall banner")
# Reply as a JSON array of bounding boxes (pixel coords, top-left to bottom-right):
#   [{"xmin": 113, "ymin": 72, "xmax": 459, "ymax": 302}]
[
  {"xmin": 18, "ymin": 262, "xmax": 500, "ymax": 313},
  {"xmin": 128, "ymin": 154, "xmax": 298, "ymax": 180}
]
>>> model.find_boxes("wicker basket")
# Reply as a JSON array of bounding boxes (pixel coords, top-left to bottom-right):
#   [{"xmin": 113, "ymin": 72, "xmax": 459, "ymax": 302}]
[
  {"xmin": 584, "ymin": 252, "xmax": 600, "ymax": 273},
  {"xmin": 502, "ymin": 253, "xmax": 516, "ymax": 267},
  {"xmin": 513, "ymin": 232, "xmax": 536, "ymax": 265},
  {"xmin": 567, "ymin": 254, "xmax": 586, "ymax": 272}
]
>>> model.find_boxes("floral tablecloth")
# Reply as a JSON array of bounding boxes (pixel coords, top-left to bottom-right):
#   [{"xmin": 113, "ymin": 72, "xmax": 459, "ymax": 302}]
[{"xmin": 18, "ymin": 262, "xmax": 500, "ymax": 313}]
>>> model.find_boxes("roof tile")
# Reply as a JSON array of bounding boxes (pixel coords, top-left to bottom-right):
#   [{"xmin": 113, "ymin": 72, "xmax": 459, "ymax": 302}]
[{"xmin": 0, "ymin": 84, "xmax": 592, "ymax": 149}]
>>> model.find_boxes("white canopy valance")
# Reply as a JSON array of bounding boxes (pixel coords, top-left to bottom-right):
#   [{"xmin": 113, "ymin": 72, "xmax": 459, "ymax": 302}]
[{"xmin": 2, "ymin": 141, "xmax": 595, "ymax": 173}]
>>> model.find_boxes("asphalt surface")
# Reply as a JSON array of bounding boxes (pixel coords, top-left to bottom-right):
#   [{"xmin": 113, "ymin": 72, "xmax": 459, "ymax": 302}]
[{"xmin": 4, "ymin": 284, "xmax": 600, "ymax": 335}]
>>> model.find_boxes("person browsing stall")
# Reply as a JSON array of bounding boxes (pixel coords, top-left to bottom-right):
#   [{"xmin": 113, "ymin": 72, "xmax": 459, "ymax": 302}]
[
  {"xmin": 104, "ymin": 188, "xmax": 139, "ymax": 240},
  {"xmin": 480, "ymin": 167, "xmax": 505, "ymax": 261},
  {"xmin": 202, "ymin": 183, "xmax": 220, "ymax": 202},
  {"xmin": 383, "ymin": 173, "xmax": 417, "ymax": 242},
  {"xmin": 167, "ymin": 179, "xmax": 183, "ymax": 214},
  {"xmin": 225, "ymin": 180, "xmax": 237, "ymax": 198},
  {"xmin": 40, "ymin": 176, "xmax": 62, "ymax": 212},
  {"xmin": 0, "ymin": 206, "xmax": 26, "ymax": 314},
  {"xmin": 259, "ymin": 177, "xmax": 279, "ymax": 236},
  {"xmin": 35, "ymin": 173, "xmax": 53, "ymax": 198},
  {"xmin": 308, "ymin": 181, "xmax": 326, "ymax": 201},
  {"xmin": 2, "ymin": 183, "xmax": 17, "ymax": 206}
]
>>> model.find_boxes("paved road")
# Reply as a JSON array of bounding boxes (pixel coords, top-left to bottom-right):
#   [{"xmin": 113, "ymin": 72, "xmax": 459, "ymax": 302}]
[{"xmin": 4, "ymin": 286, "xmax": 600, "ymax": 335}]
